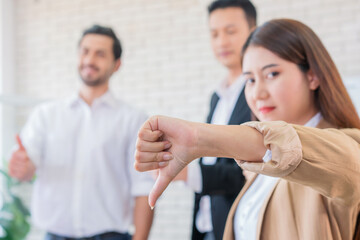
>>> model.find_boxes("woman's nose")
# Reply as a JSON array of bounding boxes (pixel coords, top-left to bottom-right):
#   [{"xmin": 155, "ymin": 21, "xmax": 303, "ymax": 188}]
[{"xmin": 253, "ymin": 82, "xmax": 269, "ymax": 100}]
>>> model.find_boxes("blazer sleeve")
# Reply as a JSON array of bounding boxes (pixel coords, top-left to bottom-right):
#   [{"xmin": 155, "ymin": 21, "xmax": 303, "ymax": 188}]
[
  {"xmin": 200, "ymin": 158, "xmax": 245, "ymax": 196},
  {"xmin": 237, "ymin": 121, "xmax": 360, "ymax": 207}
]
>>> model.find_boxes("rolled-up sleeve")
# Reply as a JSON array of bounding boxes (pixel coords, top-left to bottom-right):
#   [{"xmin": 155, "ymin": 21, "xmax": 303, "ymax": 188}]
[
  {"xmin": 236, "ymin": 121, "xmax": 303, "ymax": 177},
  {"xmin": 236, "ymin": 121, "xmax": 360, "ymax": 206}
]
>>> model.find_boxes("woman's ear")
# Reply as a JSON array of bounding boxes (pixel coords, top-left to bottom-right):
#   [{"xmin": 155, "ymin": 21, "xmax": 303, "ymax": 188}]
[{"xmin": 307, "ymin": 69, "xmax": 320, "ymax": 90}]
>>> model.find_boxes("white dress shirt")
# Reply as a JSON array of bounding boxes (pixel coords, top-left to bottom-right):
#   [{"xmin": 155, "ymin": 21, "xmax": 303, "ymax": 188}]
[
  {"xmin": 20, "ymin": 91, "xmax": 154, "ymax": 237},
  {"xmin": 234, "ymin": 112, "xmax": 322, "ymax": 240},
  {"xmin": 187, "ymin": 77, "xmax": 245, "ymax": 233}
]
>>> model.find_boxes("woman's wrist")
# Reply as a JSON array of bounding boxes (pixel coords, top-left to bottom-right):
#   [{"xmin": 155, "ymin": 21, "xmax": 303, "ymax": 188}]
[{"xmin": 195, "ymin": 122, "xmax": 223, "ymax": 159}]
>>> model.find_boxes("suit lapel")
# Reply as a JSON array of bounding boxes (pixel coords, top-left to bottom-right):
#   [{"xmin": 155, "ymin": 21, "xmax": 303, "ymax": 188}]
[
  {"xmin": 255, "ymin": 179, "xmax": 280, "ymax": 240},
  {"xmin": 223, "ymin": 173, "xmax": 258, "ymax": 240},
  {"xmin": 254, "ymin": 118, "xmax": 333, "ymax": 239},
  {"xmin": 200, "ymin": 93, "xmax": 219, "ymax": 164},
  {"xmin": 208, "ymin": 86, "xmax": 251, "ymax": 126},
  {"xmin": 224, "ymin": 117, "xmax": 335, "ymax": 240},
  {"xmin": 207, "ymin": 92, "xmax": 220, "ymax": 124},
  {"xmin": 228, "ymin": 87, "xmax": 251, "ymax": 125}
]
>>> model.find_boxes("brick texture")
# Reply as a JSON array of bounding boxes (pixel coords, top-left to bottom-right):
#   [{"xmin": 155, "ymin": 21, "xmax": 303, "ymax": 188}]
[{"xmin": 12, "ymin": 0, "xmax": 360, "ymax": 239}]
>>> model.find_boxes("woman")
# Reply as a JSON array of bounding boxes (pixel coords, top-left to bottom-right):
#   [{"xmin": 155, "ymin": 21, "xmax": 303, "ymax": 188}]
[{"xmin": 134, "ymin": 19, "xmax": 360, "ymax": 240}]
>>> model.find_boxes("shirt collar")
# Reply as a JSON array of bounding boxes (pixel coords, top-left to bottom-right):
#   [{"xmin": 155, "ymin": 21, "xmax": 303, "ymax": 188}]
[
  {"xmin": 67, "ymin": 91, "xmax": 118, "ymax": 109},
  {"xmin": 66, "ymin": 93, "xmax": 81, "ymax": 108},
  {"xmin": 94, "ymin": 91, "xmax": 118, "ymax": 108},
  {"xmin": 215, "ymin": 76, "xmax": 245, "ymax": 99},
  {"xmin": 304, "ymin": 112, "xmax": 322, "ymax": 127}
]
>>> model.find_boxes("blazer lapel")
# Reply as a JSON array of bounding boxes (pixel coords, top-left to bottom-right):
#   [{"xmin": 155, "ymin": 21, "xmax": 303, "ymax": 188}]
[
  {"xmin": 200, "ymin": 92, "xmax": 219, "ymax": 165},
  {"xmin": 255, "ymin": 179, "xmax": 281, "ymax": 240},
  {"xmin": 223, "ymin": 173, "xmax": 258, "ymax": 240},
  {"xmin": 207, "ymin": 92, "xmax": 220, "ymax": 124},
  {"xmin": 208, "ymin": 87, "xmax": 251, "ymax": 126},
  {"xmin": 254, "ymin": 118, "xmax": 333, "ymax": 239},
  {"xmin": 223, "ymin": 117, "xmax": 335, "ymax": 240},
  {"xmin": 228, "ymin": 87, "xmax": 251, "ymax": 125}
]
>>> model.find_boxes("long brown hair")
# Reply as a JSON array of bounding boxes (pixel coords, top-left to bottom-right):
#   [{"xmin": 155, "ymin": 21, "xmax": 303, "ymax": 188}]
[{"xmin": 241, "ymin": 19, "xmax": 360, "ymax": 129}]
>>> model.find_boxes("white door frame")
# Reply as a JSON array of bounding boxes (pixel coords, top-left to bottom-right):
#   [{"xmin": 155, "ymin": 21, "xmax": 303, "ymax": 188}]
[{"xmin": 0, "ymin": 0, "xmax": 16, "ymax": 161}]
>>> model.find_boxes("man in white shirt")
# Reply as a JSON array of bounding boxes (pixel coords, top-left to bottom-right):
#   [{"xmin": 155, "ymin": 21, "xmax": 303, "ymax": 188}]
[
  {"xmin": 175, "ymin": 1, "xmax": 257, "ymax": 240},
  {"xmin": 8, "ymin": 25, "xmax": 154, "ymax": 240}
]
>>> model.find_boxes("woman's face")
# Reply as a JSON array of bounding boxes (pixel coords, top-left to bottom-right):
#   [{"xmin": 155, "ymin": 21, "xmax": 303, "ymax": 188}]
[{"xmin": 243, "ymin": 46, "xmax": 319, "ymax": 125}]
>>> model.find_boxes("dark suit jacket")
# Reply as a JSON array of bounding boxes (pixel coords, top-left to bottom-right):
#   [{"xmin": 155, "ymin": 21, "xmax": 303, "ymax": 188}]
[{"xmin": 191, "ymin": 88, "xmax": 252, "ymax": 240}]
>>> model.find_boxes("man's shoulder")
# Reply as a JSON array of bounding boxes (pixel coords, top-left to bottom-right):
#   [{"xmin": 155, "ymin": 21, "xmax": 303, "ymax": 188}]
[
  {"xmin": 31, "ymin": 96, "xmax": 74, "ymax": 115},
  {"xmin": 35, "ymin": 97, "xmax": 68, "ymax": 108}
]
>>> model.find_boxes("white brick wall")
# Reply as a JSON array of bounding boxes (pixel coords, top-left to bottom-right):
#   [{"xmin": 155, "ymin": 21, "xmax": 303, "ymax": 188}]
[{"xmin": 11, "ymin": 0, "xmax": 360, "ymax": 239}]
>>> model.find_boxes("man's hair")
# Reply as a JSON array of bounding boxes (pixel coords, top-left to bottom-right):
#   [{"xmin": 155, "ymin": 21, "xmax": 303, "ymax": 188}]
[
  {"xmin": 80, "ymin": 24, "xmax": 122, "ymax": 60},
  {"xmin": 208, "ymin": 0, "xmax": 257, "ymax": 28}
]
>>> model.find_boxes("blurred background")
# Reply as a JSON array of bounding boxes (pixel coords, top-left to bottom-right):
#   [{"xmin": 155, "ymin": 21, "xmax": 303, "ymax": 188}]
[{"xmin": 0, "ymin": 0, "xmax": 359, "ymax": 239}]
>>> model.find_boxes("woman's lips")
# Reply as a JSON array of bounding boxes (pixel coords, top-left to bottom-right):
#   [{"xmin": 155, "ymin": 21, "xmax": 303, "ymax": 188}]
[
  {"xmin": 259, "ymin": 107, "xmax": 276, "ymax": 114},
  {"xmin": 219, "ymin": 51, "xmax": 233, "ymax": 57}
]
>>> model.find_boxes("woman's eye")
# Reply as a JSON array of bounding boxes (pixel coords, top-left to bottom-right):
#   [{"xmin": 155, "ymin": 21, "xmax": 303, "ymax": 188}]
[
  {"xmin": 267, "ymin": 72, "xmax": 279, "ymax": 78},
  {"xmin": 245, "ymin": 78, "xmax": 255, "ymax": 84},
  {"xmin": 80, "ymin": 49, "xmax": 88, "ymax": 56},
  {"xmin": 226, "ymin": 30, "xmax": 236, "ymax": 35},
  {"xmin": 211, "ymin": 32, "xmax": 218, "ymax": 39}
]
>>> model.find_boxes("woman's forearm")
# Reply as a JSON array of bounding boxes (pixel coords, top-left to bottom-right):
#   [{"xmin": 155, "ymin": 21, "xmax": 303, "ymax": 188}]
[{"xmin": 196, "ymin": 123, "xmax": 266, "ymax": 162}]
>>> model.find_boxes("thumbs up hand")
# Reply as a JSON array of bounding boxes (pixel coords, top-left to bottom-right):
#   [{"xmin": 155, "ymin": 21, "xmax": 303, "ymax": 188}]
[{"xmin": 8, "ymin": 135, "xmax": 36, "ymax": 181}]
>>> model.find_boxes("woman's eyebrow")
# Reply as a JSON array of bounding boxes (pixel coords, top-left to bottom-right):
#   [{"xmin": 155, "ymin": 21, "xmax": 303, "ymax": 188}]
[
  {"xmin": 242, "ymin": 63, "xmax": 279, "ymax": 76},
  {"xmin": 261, "ymin": 63, "xmax": 279, "ymax": 71}
]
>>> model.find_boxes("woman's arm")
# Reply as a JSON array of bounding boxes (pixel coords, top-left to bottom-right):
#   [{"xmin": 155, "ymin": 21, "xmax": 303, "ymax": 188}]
[
  {"xmin": 196, "ymin": 121, "xmax": 266, "ymax": 161},
  {"xmin": 135, "ymin": 116, "xmax": 360, "ymax": 208},
  {"xmin": 134, "ymin": 115, "xmax": 266, "ymax": 207},
  {"xmin": 238, "ymin": 121, "xmax": 360, "ymax": 206}
]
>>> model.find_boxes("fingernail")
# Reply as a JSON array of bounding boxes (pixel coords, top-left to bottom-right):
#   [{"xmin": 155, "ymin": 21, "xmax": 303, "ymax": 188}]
[
  {"xmin": 164, "ymin": 142, "xmax": 172, "ymax": 149},
  {"xmin": 150, "ymin": 206, "xmax": 155, "ymax": 210},
  {"xmin": 163, "ymin": 154, "xmax": 172, "ymax": 161},
  {"xmin": 159, "ymin": 161, "xmax": 169, "ymax": 167}
]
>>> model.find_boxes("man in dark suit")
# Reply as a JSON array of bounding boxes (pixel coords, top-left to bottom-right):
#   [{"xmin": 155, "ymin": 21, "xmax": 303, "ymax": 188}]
[{"xmin": 177, "ymin": 1, "xmax": 257, "ymax": 240}]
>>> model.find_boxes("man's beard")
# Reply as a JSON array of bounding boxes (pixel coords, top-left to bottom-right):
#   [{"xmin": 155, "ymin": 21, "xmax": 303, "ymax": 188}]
[
  {"xmin": 80, "ymin": 75, "xmax": 106, "ymax": 87},
  {"xmin": 79, "ymin": 64, "xmax": 107, "ymax": 87}
]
